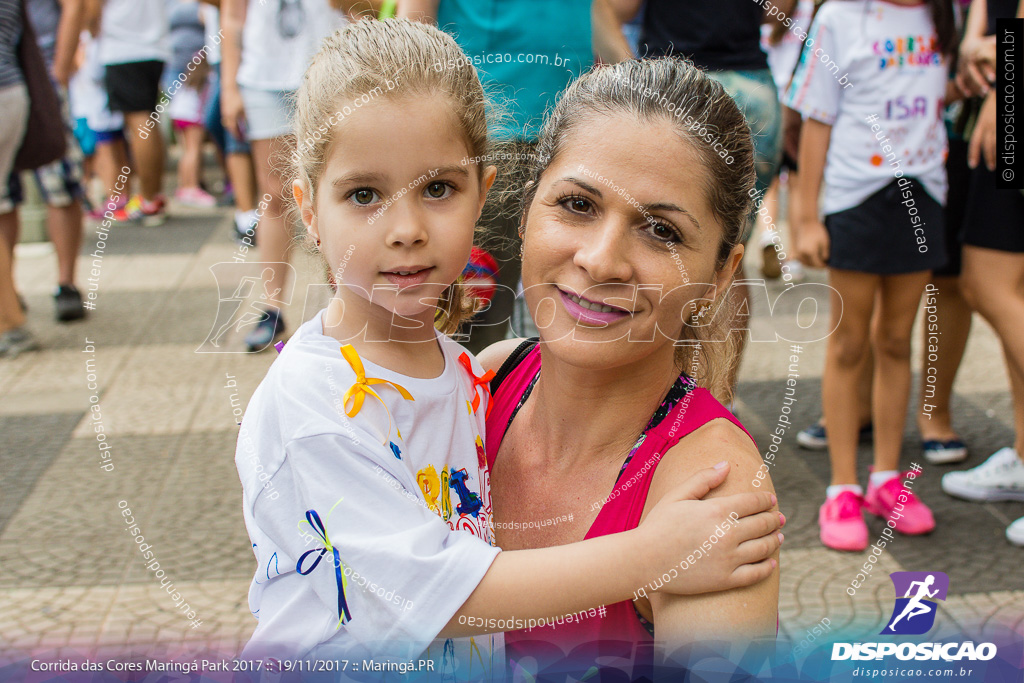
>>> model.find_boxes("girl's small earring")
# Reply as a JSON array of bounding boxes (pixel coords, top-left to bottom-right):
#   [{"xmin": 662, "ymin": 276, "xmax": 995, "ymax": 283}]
[{"xmin": 316, "ymin": 238, "xmax": 321, "ymax": 248}]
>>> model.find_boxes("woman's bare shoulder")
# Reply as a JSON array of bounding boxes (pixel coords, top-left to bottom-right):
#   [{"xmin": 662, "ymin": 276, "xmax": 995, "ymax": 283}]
[
  {"xmin": 651, "ymin": 417, "xmax": 771, "ymax": 502},
  {"xmin": 476, "ymin": 337, "xmax": 530, "ymax": 375}
]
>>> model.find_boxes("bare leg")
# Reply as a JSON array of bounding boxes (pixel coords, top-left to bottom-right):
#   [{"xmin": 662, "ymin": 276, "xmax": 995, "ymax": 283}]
[
  {"xmin": 918, "ymin": 275, "xmax": 972, "ymax": 441},
  {"xmin": 961, "ymin": 245, "xmax": 1024, "ymax": 457},
  {"xmin": 0, "ymin": 209, "xmax": 16, "ymax": 257},
  {"xmin": 871, "ymin": 271, "xmax": 931, "ymax": 472},
  {"xmin": 817, "ymin": 336, "xmax": 874, "ymax": 430},
  {"xmin": 226, "ymin": 152, "xmax": 256, "ymax": 212},
  {"xmin": 123, "ymin": 111, "xmax": 165, "ymax": 200},
  {"xmin": 94, "ymin": 138, "xmax": 130, "ymax": 202},
  {"xmin": 824, "ymin": 268, "xmax": 879, "ymax": 485},
  {"xmin": 0, "ymin": 216, "xmax": 25, "ymax": 334},
  {"xmin": 46, "ymin": 202, "xmax": 84, "ymax": 286},
  {"xmin": 249, "ymin": 136, "xmax": 292, "ymax": 310},
  {"xmin": 759, "ymin": 177, "xmax": 782, "ymax": 278},
  {"xmin": 176, "ymin": 124, "xmax": 204, "ymax": 190}
]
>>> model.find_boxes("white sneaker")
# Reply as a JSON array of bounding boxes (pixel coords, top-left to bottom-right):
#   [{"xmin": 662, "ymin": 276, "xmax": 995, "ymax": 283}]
[
  {"xmin": 941, "ymin": 447, "xmax": 1024, "ymax": 502},
  {"xmin": 1007, "ymin": 516, "xmax": 1024, "ymax": 547}
]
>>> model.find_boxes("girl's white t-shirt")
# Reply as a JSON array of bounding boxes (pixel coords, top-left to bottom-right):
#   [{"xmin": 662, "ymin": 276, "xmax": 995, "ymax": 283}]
[
  {"xmin": 236, "ymin": 309, "xmax": 503, "ymax": 676},
  {"xmin": 237, "ymin": 0, "xmax": 346, "ymax": 92},
  {"xmin": 784, "ymin": 1, "xmax": 948, "ymax": 214},
  {"xmin": 98, "ymin": 0, "xmax": 171, "ymax": 65}
]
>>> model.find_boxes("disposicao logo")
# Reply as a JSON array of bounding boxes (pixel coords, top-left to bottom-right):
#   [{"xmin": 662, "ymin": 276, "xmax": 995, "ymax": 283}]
[
  {"xmin": 832, "ymin": 571, "xmax": 997, "ymax": 662},
  {"xmin": 881, "ymin": 571, "xmax": 948, "ymax": 635}
]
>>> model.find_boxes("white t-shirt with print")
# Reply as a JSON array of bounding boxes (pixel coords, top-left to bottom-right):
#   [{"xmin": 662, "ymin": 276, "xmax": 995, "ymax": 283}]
[
  {"xmin": 784, "ymin": 1, "xmax": 948, "ymax": 214},
  {"xmin": 236, "ymin": 309, "xmax": 503, "ymax": 677},
  {"xmin": 99, "ymin": 0, "xmax": 170, "ymax": 65},
  {"xmin": 237, "ymin": 0, "xmax": 346, "ymax": 92}
]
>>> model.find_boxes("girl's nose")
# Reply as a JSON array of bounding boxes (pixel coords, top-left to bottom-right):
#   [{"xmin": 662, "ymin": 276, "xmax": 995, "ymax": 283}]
[{"xmin": 385, "ymin": 204, "xmax": 429, "ymax": 247}]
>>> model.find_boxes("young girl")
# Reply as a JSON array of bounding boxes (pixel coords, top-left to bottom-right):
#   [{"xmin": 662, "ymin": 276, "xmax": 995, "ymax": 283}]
[
  {"xmin": 167, "ymin": 1, "xmax": 215, "ymax": 208},
  {"xmin": 68, "ymin": 26, "xmax": 129, "ymax": 220},
  {"xmin": 235, "ymin": 18, "xmax": 784, "ymax": 676},
  {"xmin": 788, "ymin": 0, "xmax": 957, "ymax": 551}
]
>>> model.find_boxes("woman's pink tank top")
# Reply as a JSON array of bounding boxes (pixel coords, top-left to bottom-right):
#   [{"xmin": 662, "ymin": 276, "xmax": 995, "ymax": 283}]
[{"xmin": 485, "ymin": 342, "xmax": 756, "ymax": 677}]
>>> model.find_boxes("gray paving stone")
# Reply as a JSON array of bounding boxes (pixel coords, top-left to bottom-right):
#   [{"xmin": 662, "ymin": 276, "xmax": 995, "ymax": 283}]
[
  {"xmin": 81, "ymin": 214, "xmax": 222, "ymax": 256},
  {"xmin": 0, "ymin": 412, "xmax": 82, "ymax": 534}
]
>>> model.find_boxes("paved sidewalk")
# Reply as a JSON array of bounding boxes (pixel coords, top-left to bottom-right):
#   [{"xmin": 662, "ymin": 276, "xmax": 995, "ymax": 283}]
[{"xmin": 1, "ymin": 197, "xmax": 1022, "ymax": 665}]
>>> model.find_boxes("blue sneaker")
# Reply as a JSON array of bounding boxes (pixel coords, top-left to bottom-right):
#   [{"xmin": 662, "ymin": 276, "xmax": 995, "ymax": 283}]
[
  {"xmin": 922, "ymin": 439, "xmax": 968, "ymax": 464},
  {"xmin": 797, "ymin": 422, "xmax": 873, "ymax": 451},
  {"xmin": 244, "ymin": 308, "xmax": 286, "ymax": 352}
]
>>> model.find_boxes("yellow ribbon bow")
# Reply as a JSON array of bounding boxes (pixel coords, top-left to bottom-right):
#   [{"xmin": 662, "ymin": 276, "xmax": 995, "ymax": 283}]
[{"xmin": 339, "ymin": 344, "xmax": 414, "ymax": 443}]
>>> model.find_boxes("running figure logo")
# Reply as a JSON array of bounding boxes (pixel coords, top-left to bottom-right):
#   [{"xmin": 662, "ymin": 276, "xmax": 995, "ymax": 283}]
[{"xmin": 881, "ymin": 571, "xmax": 949, "ymax": 635}]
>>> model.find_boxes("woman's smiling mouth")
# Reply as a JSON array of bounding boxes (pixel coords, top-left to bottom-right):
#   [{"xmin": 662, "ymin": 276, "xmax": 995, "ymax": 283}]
[{"xmin": 557, "ymin": 287, "xmax": 633, "ymax": 325}]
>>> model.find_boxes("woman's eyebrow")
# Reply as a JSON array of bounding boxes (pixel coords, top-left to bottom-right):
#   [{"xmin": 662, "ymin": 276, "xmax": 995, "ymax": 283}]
[
  {"xmin": 643, "ymin": 202, "xmax": 702, "ymax": 231},
  {"xmin": 562, "ymin": 177, "xmax": 604, "ymax": 197}
]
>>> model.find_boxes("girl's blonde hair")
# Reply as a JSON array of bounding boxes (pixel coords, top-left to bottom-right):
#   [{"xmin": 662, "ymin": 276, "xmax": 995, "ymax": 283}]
[
  {"xmin": 520, "ymin": 58, "xmax": 757, "ymax": 401},
  {"xmin": 291, "ymin": 18, "xmax": 490, "ymax": 333}
]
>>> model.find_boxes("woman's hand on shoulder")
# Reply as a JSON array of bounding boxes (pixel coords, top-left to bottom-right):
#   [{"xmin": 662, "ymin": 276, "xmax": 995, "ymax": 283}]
[{"xmin": 644, "ymin": 419, "xmax": 782, "ymax": 596}]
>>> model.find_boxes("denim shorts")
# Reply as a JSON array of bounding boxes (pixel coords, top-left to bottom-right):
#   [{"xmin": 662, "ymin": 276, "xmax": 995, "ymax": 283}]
[{"xmin": 239, "ymin": 86, "xmax": 295, "ymax": 141}]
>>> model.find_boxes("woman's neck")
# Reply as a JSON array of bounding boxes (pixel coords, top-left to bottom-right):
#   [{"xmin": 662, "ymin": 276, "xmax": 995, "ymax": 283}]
[
  {"xmin": 523, "ymin": 343, "xmax": 682, "ymax": 470},
  {"xmin": 322, "ymin": 289, "xmax": 444, "ymax": 378}
]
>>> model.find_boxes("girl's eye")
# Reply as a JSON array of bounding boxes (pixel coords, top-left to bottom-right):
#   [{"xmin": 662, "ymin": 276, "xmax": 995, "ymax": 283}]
[
  {"xmin": 350, "ymin": 189, "xmax": 379, "ymax": 205},
  {"xmin": 425, "ymin": 181, "xmax": 452, "ymax": 199},
  {"xmin": 645, "ymin": 221, "xmax": 681, "ymax": 243}
]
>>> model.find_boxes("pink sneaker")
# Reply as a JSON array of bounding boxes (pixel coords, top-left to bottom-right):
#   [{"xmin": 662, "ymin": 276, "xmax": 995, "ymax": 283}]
[
  {"xmin": 819, "ymin": 490, "xmax": 868, "ymax": 551},
  {"xmin": 864, "ymin": 472, "xmax": 935, "ymax": 535},
  {"xmin": 88, "ymin": 196, "xmax": 128, "ymax": 221},
  {"xmin": 175, "ymin": 187, "xmax": 217, "ymax": 208}
]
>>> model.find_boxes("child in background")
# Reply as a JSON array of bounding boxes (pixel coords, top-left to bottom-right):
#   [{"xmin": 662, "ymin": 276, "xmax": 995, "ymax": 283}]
[
  {"xmin": 788, "ymin": 0, "xmax": 957, "ymax": 551},
  {"xmin": 757, "ymin": 0, "xmax": 815, "ymax": 282},
  {"xmin": 236, "ymin": 19, "xmax": 783, "ymax": 675},
  {"xmin": 168, "ymin": 0, "xmax": 216, "ymax": 208},
  {"xmin": 68, "ymin": 28, "xmax": 130, "ymax": 220}
]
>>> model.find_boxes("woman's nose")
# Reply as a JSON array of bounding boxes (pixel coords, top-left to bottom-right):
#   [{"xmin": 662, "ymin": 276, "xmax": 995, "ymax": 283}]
[{"xmin": 572, "ymin": 222, "xmax": 633, "ymax": 283}]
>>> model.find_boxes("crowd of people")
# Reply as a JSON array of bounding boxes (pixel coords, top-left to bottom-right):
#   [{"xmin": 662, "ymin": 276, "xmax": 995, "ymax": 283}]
[{"xmin": 1, "ymin": 0, "xmax": 1023, "ymax": 672}]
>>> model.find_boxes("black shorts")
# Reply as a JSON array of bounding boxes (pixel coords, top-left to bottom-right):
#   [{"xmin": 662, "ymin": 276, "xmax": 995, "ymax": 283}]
[
  {"xmin": 935, "ymin": 137, "xmax": 969, "ymax": 277},
  {"xmin": 961, "ymin": 164, "xmax": 1024, "ymax": 253},
  {"xmin": 104, "ymin": 60, "xmax": 165, "ymax": 113},
  {"xmin": 824, "ymin": 178, "xmax": 947, "ymax": 275}
]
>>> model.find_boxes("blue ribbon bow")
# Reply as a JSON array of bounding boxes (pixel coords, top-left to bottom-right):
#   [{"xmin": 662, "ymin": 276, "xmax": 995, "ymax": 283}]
[{"xmin": 296, "ymin": 508, "xmax": 352, "ymax": 627}]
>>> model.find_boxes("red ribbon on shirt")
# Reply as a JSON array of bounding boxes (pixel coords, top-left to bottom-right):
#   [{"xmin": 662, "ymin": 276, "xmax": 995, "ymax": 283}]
[{"xmin": 458, "ymin": 352, "xmax": 495, "ymax": 420}]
